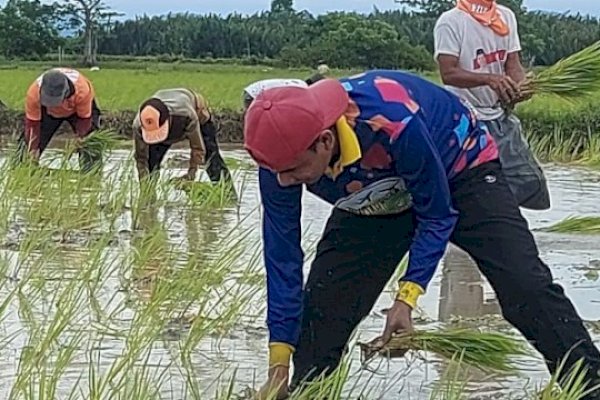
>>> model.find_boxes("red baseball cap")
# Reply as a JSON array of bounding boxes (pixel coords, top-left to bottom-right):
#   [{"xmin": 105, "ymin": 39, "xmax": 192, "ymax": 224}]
[{"xmin": 243, "ymin": 78, "xmax": 349, "ymax": 171}]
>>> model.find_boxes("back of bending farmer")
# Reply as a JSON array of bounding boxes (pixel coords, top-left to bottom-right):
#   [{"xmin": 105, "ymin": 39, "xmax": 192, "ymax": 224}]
[
  {"xmin": 133, "ymin": 88, "xmax": 231, "ymax": 183},
  {"xmin": 242, "ymin": 79, "xmax": 308, "ymax": 111},
  {"xmin": 21, "ymin": 67, "xmax": 102, "ymax": 171},
  {"xmin": 242, "ymin": 70, "xmax": 600, "ymax": 400}
]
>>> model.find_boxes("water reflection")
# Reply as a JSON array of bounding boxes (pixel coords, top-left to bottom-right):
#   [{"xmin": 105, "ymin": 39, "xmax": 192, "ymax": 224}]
[
  {"xmin": 1, "ymin": 144, "xmax": 600, "ymax": 399},
  {"xmin": 128, "ymin": 187, "xmax": 234, "ymax": 305},
  {"xmin": 438, "ymin": 244, "xmax": 501, "ymax": 323}
]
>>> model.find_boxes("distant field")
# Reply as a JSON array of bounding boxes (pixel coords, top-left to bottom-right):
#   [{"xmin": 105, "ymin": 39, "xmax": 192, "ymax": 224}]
[
  {"xmin": 0, "ymin": 64, "xmax": 360, "ymax": 111},
  {"xmin": 0, "ymin": 62, "xmax": 596, "ymax": 119}
]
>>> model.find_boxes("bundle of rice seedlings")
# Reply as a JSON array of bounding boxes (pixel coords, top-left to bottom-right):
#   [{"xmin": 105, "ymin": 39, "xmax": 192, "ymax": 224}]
[
  {"xmin": 81, "ymin": 129, "xmax": 122, "ymax": 156},
  {"xmin": 64, "ymin": 129, "xmax": 123, "ymax": 162},
  {"xmin": 541, "ymin": 216, "xmax": 600, "ymax": 234},
  {"xmin": 529, "ymin": 41, "xmax": 600, "ymax": 103},
  {"xmin": 359, "ymin": 328, "xmax": 531, "ymax": 375}
]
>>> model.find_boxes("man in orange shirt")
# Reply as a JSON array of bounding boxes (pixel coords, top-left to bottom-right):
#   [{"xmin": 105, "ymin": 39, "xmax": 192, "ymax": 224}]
[{"xmin": 19, "ymin": 67, "xmax": 101, "ymax": 170}]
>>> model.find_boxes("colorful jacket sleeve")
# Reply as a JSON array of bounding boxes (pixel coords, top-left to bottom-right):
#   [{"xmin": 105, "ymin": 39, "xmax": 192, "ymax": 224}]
[
  {"xmin": 392, "ymin": 116, "xmax": 459, "ymax": 297},
  {"xmin": 258, "ymin": 167, "xmax": 304, "ymax": 361}
]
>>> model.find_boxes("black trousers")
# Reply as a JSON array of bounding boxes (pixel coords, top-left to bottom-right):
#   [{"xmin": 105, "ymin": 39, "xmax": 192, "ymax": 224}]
[
  {"xmin": 38, "ymin": 99, "xmax": 102, "ymax": 153},
  {"xmin": 290, "ymin": 161, "xmax": 600, "ymax": 398},
  {"xmin": 148, "ymin": 118, "xmax": 232, "ymax": 183}
]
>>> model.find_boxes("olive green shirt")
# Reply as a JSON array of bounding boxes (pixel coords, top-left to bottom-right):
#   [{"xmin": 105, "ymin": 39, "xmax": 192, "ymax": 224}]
[{"xmin": 133, "ymin": 88, "xmax": 209, "ymax": 180}]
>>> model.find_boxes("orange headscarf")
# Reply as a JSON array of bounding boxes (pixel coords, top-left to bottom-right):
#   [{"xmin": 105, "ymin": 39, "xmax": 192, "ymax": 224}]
[{"xmin": 456, "ymin": 0, "xmax": 509, "ymax": 36}]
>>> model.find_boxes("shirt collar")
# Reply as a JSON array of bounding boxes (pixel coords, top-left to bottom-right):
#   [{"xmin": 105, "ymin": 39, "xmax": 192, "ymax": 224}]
[{"xmin": 326, "ymin": 115, "xmax": 361, "ymax": 179}]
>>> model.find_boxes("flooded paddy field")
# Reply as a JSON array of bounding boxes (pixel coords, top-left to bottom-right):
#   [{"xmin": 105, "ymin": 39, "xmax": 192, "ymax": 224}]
[{"xmin": 0, "ymin": 141, "xmax": 599, "ymax": 400}]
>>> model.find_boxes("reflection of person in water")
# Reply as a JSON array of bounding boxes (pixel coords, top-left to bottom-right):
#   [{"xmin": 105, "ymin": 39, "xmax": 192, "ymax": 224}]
[
  {"xmin": 129, "ymin": 203, "xmax": 169, "ymax": 302},
  {"xmin": 438, "ymin": 244, "xmax": 501, "ymax": 322},
  {"xmin": 184, "ymin": 207, "xmax": 228, "ymax": 256}
]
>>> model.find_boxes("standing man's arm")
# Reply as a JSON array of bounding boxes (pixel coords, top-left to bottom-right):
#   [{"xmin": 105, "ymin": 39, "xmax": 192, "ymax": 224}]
[
  {"xmin": 505, "ymin": 53, "xmax": 526, "ymax": 84},
  {"xmin": 503, "ymin": 11, "xmax": 533, "ymax": 103},
  {"xmin": 257, "ymin": 167, "xmax": 304, "ymax": 398},
  {"xmin": 434, "ymin": 18, "xmax": 519, "ymax": 104}
]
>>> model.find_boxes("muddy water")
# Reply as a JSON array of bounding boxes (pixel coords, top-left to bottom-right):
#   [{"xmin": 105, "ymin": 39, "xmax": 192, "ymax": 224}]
[{"xmin": 1, "ymin": 144, "xmax": 600, "ymax": 399}]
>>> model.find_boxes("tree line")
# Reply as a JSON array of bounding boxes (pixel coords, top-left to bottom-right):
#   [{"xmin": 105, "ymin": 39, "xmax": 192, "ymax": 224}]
[{"xmin": 1, "ymin": 0, "xmax": 600, "ymax": 70}]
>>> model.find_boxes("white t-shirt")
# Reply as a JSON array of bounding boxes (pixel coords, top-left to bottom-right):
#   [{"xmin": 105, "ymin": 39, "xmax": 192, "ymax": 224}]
[
  {"xmin": 243, "ymin": 78, "xmax": 308, "ymax": 99},
  {"xmin": 434, "ymin": 5, "xmax": 521, "ymax": 120}
]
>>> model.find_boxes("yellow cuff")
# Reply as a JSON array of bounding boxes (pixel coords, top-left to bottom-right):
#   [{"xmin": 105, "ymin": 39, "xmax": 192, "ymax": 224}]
[
  {"xmin": 396, "ymin": 281, "xmax": 425, "ymax": 309},
  {"xmin": 269, "ymin": 342, "xmax": 295, "ymax": 367}
]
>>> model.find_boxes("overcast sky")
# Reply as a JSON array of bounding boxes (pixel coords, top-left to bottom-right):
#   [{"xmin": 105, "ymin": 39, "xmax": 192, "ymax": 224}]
[
  {"xmin": 89, "ymin": 0, "xmax": 600, "ymax": 17},
  {"xmin": 0, "ymin": 0, "xmax": 598, "ymax": 17}
]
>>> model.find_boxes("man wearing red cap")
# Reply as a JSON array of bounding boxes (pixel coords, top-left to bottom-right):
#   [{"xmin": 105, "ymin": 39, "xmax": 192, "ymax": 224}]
[
  {"xmin": 20, "ymin": 67, "xmax": 101, "ymax": 170},
  {"xmin": 133, "ymin": 88, "xmax": 231, "ymax": 183},
  {"xmin": 243, "ymin": 70, "xmax": 600, "ymax": 399}
]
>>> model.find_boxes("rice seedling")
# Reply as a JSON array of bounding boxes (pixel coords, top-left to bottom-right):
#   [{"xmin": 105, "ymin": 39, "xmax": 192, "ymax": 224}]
[
  {"xmin": 529, "ymin": 41, "xmax": 600, "ymax": 104},
  {"xmin": 169, "ymin": 167, "xmax": 249, "ymax": 211},
  {"xmin": 288, "ymin": 358, "xmax": 352, "ymax": 400},
  {"xmin": 8, "ymin": 260, "xmax": 89, "ymax": 400},
  {"xmin": 359, "ymin": 328, "xmax": 532, "ymax": 375},
  {"xmin": 535, "ymin": 356, "xmax": 600, "ymax": 400},
  {"xmin": 541, "ymin": 216, "xmax": 600, "ymax": 234},
  {"xmin": 429, "ymin": 352, "xmax": 469, "ymax": 400}
]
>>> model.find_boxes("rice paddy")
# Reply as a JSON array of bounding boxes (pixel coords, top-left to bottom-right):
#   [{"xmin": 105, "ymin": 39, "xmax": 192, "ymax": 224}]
[
  {"xmin": 0, "ymin": 136, "xmax": 596, "ymax": 399},
  {"xmin": 0, "ymin": 62, "xmax": 599, "ymax": 398}
]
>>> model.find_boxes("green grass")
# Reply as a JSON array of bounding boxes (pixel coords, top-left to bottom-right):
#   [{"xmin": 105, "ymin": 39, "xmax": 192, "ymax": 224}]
[
  {"xmin": 0, "ymin": 64, "xmax": 359, "ymax": 111},
  {"xmin": 0, "ymin": 63, "xmax": 591, "ymax": 114},
  {"xmin": 0, "ymin": 64, "xmax": 484, "ymax": 112}
]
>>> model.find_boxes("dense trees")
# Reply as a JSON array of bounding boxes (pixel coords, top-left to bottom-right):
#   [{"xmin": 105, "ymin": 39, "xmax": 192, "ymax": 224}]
[
  {"xmin": 0, "ymin": 0, "xmax": 64, "ymax": 59},
  {"xmin": 59, "ymin": 0, "xmax": 123, "ymax": 66},
  {"xmin": 1, "ymin": 0, "xmax": 600, "ymax": 70}
]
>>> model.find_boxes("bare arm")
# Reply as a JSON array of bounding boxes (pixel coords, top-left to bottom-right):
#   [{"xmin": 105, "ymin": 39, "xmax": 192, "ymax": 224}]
[
  {"xmin": 437, "ymin": 54, "xmax": 495, "ymax": 88},
  {"xmin": 505, "ymin": 52, "xmax": 526, "ymax": 84},
  {"xmin": 437, "ymin": 54, "xmax": 519, "ymax": 104}
]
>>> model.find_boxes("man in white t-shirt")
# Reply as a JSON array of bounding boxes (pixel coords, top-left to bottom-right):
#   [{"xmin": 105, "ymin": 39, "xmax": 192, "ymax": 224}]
[{"xmin": 434, "ymin": 0, "xmax": 550, "ymax": 211}]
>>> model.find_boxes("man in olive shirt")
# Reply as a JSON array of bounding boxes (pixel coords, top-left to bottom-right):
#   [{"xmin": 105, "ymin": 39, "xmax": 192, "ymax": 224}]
[{"xmin": 133, "ymin": 88, "xmax": 231, "ymax": 183}]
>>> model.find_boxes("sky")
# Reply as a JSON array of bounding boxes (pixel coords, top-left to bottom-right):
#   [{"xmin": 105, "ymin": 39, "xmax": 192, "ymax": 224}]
[
  {"xmin": 0, "ymin": 0, "xmax": 598, "ymax": 18},
  {"xmin": 95, "ymin": 0, "xmax": 599, "ymax": 18}
]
